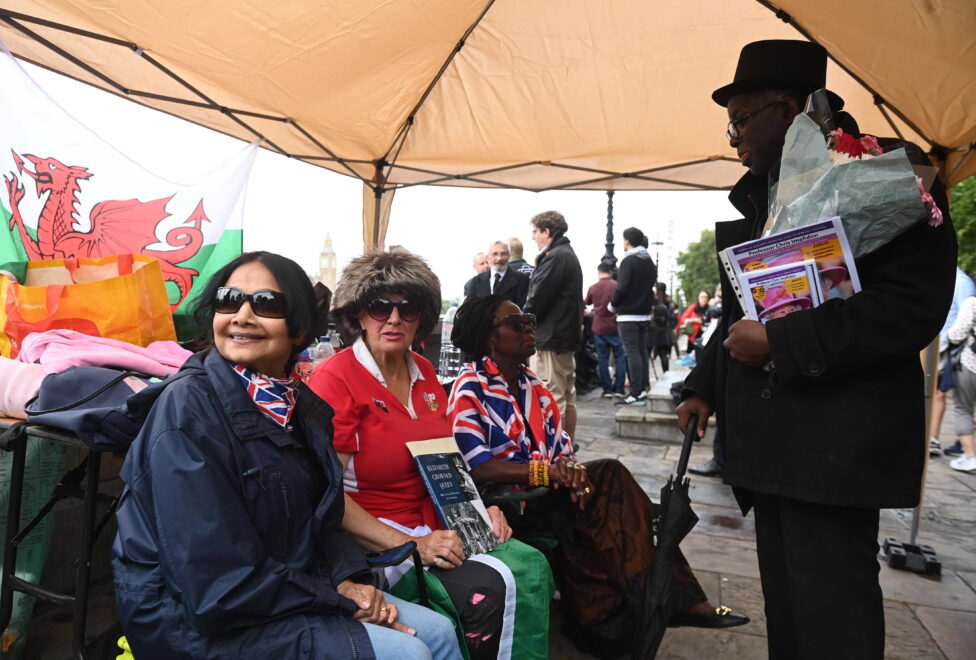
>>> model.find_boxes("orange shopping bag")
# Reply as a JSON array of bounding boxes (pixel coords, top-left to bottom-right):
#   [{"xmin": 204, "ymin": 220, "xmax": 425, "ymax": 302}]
[{"xmin": 0, "ymin": 254, "xmax": 176, "ymax": 358}]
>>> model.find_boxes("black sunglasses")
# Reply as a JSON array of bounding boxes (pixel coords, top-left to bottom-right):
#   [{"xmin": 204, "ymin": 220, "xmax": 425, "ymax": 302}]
[
  {"xmin": 494, "ymin": 313, "xmax": 537, "ymax": 333},
  {"xmin": 366, "ymin": 297, "xmax": 421, "ymax": 322},
  {"xmin": 214, "ymin": 286, "xmax": 288, "ymax": 319}
]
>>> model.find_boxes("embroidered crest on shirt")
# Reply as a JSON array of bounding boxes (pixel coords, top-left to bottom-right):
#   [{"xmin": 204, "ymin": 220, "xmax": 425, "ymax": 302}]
[
  {"xmin": 423, "ymin": 391, "xmax": 440, "ymax": 412},
  {"xmin": 372, "ymin": 397, "xmax": 389, "ymax": 413}
]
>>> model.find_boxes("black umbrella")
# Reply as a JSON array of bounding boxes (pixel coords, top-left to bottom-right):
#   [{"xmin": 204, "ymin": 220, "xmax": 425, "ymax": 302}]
[{"xmin": 633, "ymin": 414, "xmax": 701, "ymax": 659}]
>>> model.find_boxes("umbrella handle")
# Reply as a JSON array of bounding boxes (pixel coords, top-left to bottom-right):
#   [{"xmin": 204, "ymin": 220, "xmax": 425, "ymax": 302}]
[{"xmin": 675, "ymin": 413, "xmax": 699, "ymax": 481}]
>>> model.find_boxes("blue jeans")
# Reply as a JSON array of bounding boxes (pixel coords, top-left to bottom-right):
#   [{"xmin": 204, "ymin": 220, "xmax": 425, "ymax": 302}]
[
  {"xmin": 594, "ymin": 332, "xmax": 626, "ymax": 394},
  {"xmin": 363, "ymin": 593, "xmax": 462, "ymax": 660}
]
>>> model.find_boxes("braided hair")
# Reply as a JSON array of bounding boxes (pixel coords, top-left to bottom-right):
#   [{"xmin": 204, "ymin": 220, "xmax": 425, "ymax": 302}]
[{"xmin": 451, "ymin": 295, "xmax": 506, "ymax": 361}]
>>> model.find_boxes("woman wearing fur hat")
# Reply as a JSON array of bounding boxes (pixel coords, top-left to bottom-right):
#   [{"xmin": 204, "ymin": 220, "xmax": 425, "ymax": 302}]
[{"xmin": 308, "ymin": 248, "xmax": 553, "ymax": 660}]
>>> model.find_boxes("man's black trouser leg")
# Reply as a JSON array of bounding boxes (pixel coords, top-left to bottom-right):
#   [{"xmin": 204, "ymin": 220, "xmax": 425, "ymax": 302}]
[
  {"xmin": 751, "ymin": 492, "xmax": 884, "ymax": 660},
  {"xmin": 618, "ymin": 321, "xmax": 647, "ymax": 397}
]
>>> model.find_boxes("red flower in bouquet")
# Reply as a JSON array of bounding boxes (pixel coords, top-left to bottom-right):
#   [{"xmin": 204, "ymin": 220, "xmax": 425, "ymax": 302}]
[
  {"xmin": 830, "ymin": 130, "xmax": 866, "ymax": 158},
  {"xmin": 827, "ymin": 129, "xmax": 885, "ymax": 160}
]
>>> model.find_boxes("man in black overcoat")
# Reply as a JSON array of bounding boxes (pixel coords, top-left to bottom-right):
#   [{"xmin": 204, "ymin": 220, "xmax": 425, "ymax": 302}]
[
  {"xmin": 467, "ymin": 240, "xmax": 530, "ymax": 307},
  {"xmin": 677, "ymin": 40, "xmax": 956, "ymax": 659}
]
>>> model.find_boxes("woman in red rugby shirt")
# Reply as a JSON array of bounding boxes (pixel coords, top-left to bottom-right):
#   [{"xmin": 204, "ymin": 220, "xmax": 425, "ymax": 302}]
[{"xmin": 308, "ymin": 248, "xmax": 552, "ymax": 660}]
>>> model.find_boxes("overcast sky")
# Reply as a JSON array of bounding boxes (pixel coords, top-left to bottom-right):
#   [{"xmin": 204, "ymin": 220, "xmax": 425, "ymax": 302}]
[{"xmin": 17, "ymin": 60, "xmax": 741, "ymax": 304}]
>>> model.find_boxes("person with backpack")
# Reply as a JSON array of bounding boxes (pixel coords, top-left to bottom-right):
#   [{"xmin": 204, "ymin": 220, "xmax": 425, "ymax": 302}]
[
  {"xmin": 946, "ymin": 295, "xmax": 976, "ymax": 472},
  {"xmin": 649, "ymin": 282, "xmax": 674, "ymax": 373}
]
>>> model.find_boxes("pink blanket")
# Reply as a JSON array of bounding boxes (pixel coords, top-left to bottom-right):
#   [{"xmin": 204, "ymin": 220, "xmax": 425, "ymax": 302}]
[
  {"xmin": 16, "ymin": 329, "xmax": 192, "ymax": 377},
  {"xmin": 0, "ymin": 357, "xmax": 46, "ymax": 418}
]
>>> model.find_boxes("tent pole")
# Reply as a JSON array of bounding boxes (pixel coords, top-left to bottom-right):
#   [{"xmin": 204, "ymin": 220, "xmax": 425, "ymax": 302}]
[
  {"xmin": 372, "ymin": 185, "xmax": 382, "ymax": 249},
  {"xmin": 601, "ymin": 191, "xmax": 617, "ymax": 270},
  {"xmin": 946, "ymin": 145, "xmax": 974, "ymax": 184}
]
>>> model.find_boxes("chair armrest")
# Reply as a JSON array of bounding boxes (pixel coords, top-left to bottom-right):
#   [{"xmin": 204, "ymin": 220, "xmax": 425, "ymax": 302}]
[
  {"xmin": 483, "ymin": 486, "xmax": 550, "ymax": 505},
  {"xmin": 365, "ymin": 540, "xmax": 417, "ymax": 568}
]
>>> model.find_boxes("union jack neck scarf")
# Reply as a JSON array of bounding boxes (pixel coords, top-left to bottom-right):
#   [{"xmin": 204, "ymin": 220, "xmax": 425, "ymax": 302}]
[{"xmin": 232, "ymin": 363, "xmax": 301, "ymax": 429}]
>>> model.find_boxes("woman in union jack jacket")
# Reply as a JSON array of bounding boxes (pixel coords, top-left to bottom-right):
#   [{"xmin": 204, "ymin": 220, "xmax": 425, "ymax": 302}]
[{"xmin": 447, "ymin": 295, "xmax": 748, "ymax": 656}]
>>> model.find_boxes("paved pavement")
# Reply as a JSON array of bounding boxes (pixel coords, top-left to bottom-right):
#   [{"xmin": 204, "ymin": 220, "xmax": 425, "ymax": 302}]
[
  {"xmin": 549, "ymin": 382, "xmax": 976, "ymax": 660},
  {"xmin": 22, "ymin": 374, "xmax": 976, "ymax": 659}
]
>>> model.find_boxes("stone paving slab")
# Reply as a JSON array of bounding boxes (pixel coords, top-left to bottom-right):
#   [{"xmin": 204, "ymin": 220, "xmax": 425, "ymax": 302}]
[
  {"xmin": 691, "ymin": 503, "xmax": 756, "ymax": 543},
  {"xmin": 884, "ymin": 601, "xmax": 947, "ymax": 659},
  {"xmin": 915, "ymin": 605, "xmax": 976, "ymax": 660},
  {"xmin": 679, "ymin": 532, "xmax": 761, "ymax": 580},
  {"xmin": 657, "ymin": 626, "xmax": 769, "ymax": 659}
]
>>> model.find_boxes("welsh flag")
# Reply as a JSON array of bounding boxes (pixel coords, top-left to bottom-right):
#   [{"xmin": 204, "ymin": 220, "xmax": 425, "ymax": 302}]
[{"xmin": 0, "ymin": 45, "xmax": 257, "ymax": 339}]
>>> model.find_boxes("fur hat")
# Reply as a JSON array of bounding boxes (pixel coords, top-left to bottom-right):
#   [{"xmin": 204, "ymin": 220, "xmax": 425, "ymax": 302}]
[{"xmin": 331, "ymin": 247, "xmax": 441, "ymax": 345}]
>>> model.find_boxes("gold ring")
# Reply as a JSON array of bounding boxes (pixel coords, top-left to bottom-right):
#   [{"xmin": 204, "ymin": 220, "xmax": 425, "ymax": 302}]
[
  {"xmin": 583, "ymin": 486, "xmax": 592, "ymax": 494},
  {"xmin": 380, "ymin": 607, "xmax": 389, "ymax": 612}
]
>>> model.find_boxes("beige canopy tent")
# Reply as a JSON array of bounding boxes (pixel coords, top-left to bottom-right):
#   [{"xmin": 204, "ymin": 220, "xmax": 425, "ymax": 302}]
[{"xmin": 1, "ymin": 0, "xmax": 973, "ymax": 247}]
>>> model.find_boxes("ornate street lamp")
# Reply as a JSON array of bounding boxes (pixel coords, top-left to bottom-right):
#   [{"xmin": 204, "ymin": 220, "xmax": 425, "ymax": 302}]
[{"xmin": 600, "ymin": 191, "xmax": 617, "ymax": 271}]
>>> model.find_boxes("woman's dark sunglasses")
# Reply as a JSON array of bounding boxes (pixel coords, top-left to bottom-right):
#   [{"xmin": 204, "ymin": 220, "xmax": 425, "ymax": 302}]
[
  {"xmin": 366, "ymin": 297, "xmax": 421, "ymax": 322},
  {"xmin": 494, "ymin": 313, "xmax": 537, "ymax": 333},
  {"xmin": 213, "ymin": 286, "xmax": 288, "ymax": 319}
]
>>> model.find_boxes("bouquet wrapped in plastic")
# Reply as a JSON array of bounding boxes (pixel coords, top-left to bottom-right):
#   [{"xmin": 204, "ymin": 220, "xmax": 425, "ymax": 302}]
[{"xmin": 767, "ymin": 91, "xmax": 940, "ymax": 258}]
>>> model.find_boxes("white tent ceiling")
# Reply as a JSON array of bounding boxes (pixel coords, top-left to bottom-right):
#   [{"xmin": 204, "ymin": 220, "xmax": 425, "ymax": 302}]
[{"xmin": 1, "ymin": 0, "xmax": 973, "ymax": 245}]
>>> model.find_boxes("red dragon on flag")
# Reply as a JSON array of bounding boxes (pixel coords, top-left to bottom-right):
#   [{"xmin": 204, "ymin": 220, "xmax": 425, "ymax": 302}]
[{"xmin": 4, "ymin": 149, "xmax": 208, "ymax": 307}]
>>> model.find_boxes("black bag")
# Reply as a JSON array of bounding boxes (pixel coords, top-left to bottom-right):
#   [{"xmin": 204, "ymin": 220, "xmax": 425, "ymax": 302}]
[
  {"xmin": 24, "ymin": 366, "xmax": 181, "ymax": 452},
  {"xmin": 650, "ymin": 303, "xmax": 669, "ymax": 330},
  {"xmin": 947, "ymin": 342, "xmax": 966, "ymax": 372},
  {"xmin": 947, "ymin": 328, "xmax": 976, "ymax": 373}
]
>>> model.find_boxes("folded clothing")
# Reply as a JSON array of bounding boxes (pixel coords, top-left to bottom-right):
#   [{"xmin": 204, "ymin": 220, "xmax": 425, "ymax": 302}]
[
  {"xmin": 0, "ymin": 357, "xmax": 46, "ymax": 418},
  {"xmin": 16, "ymin": 329, "xmax": 191, "ymax": 378}
]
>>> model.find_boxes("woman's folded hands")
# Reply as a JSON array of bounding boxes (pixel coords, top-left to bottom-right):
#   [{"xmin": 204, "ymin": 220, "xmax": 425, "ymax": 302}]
[{"xmin": 337, "ymin": 580, "xmax": 415, "ymax": 635}]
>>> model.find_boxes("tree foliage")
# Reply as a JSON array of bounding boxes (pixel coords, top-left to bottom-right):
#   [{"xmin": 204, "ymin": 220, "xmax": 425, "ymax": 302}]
[
  {"xmin": 951, "ymin": 175, "xmax": 976, "ymax": 277},
  {"xmin": 676, "ymin": 229, "xmax": 719, "ymax": 306}
]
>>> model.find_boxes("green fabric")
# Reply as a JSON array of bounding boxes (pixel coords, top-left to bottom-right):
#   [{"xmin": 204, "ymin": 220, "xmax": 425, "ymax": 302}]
[
  {"xmin": 0, "ymin": 199, "xmax": 29, "ymax": 279},
  {"xmin": 492, "ymin": 540, "xmax": 554, "ymax": 660},
  {"xmin": 0, "ymin": 437, "xmax": 66, "ymax": 659},
  {"xmin": 389, "ymin": 563, "xmax": 470, "ymax": 660},
  {"xmin": 390, "ymin": 539, "xmax": 554, "ymax": 660}
]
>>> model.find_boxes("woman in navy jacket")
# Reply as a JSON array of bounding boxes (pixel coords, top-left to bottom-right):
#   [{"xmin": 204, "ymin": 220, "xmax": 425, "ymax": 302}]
[{"xmin": 112, "ymin": 252, "xmax": 460, "ymax": 660}]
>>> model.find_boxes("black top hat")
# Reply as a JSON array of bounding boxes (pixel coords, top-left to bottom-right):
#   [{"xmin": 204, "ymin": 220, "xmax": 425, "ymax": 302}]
[{"xmin": 712, "ymin": 40, "xmax": 844, "ymax": 110}]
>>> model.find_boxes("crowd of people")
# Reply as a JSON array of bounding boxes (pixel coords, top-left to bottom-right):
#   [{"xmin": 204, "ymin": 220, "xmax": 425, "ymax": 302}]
[{"xmin": 108, "ymin": 38, "xmax": 963, "ymax": 660}]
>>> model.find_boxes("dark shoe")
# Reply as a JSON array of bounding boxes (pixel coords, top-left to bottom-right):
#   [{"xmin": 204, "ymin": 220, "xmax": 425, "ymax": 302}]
[
  {"xmin": 669, "ymin": 606, "xmax": 750, "ymax": 629},
  {"xmin": 688, "ymin": 458, "xmax": 723, "ymax": 477},
  {"xmin": 944, "ymin": 441, "xmax": 964, "ymax": 456}
]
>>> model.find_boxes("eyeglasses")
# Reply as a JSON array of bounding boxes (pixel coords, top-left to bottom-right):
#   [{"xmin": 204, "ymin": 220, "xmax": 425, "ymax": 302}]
[
  {"xmin": 725, "ymin": 100, "xmax": 783, "ymax": 140},
  {"xmin": 214, "ymin": 287, "xmax": 287, "ymax": 318},
  {"xmin": 493, "ymin": 313, "xmax": 537, "ymax": 333},
  {"xmin": 366, "ymin": 297, "xmax": 421, "ymax": 322}
]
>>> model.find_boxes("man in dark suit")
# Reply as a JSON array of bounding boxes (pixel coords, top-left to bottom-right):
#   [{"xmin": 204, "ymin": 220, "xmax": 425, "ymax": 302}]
[
  {"xmin": 467, "ymin": 240, "xmax": 529, "ymax": 307},
  {"xmin": 676, "ymin": 40, "xmax": 955, "ymax": 659}
]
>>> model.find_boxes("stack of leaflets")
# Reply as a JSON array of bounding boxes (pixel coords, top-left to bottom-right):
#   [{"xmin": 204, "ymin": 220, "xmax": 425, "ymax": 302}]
[
  {"xmin": 720, "ymin": 217, "xmax": 861, "ymax": 324},
  {"xmin": 406, "ymin": 437, "xmax": 499, "ymax": 557}
]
